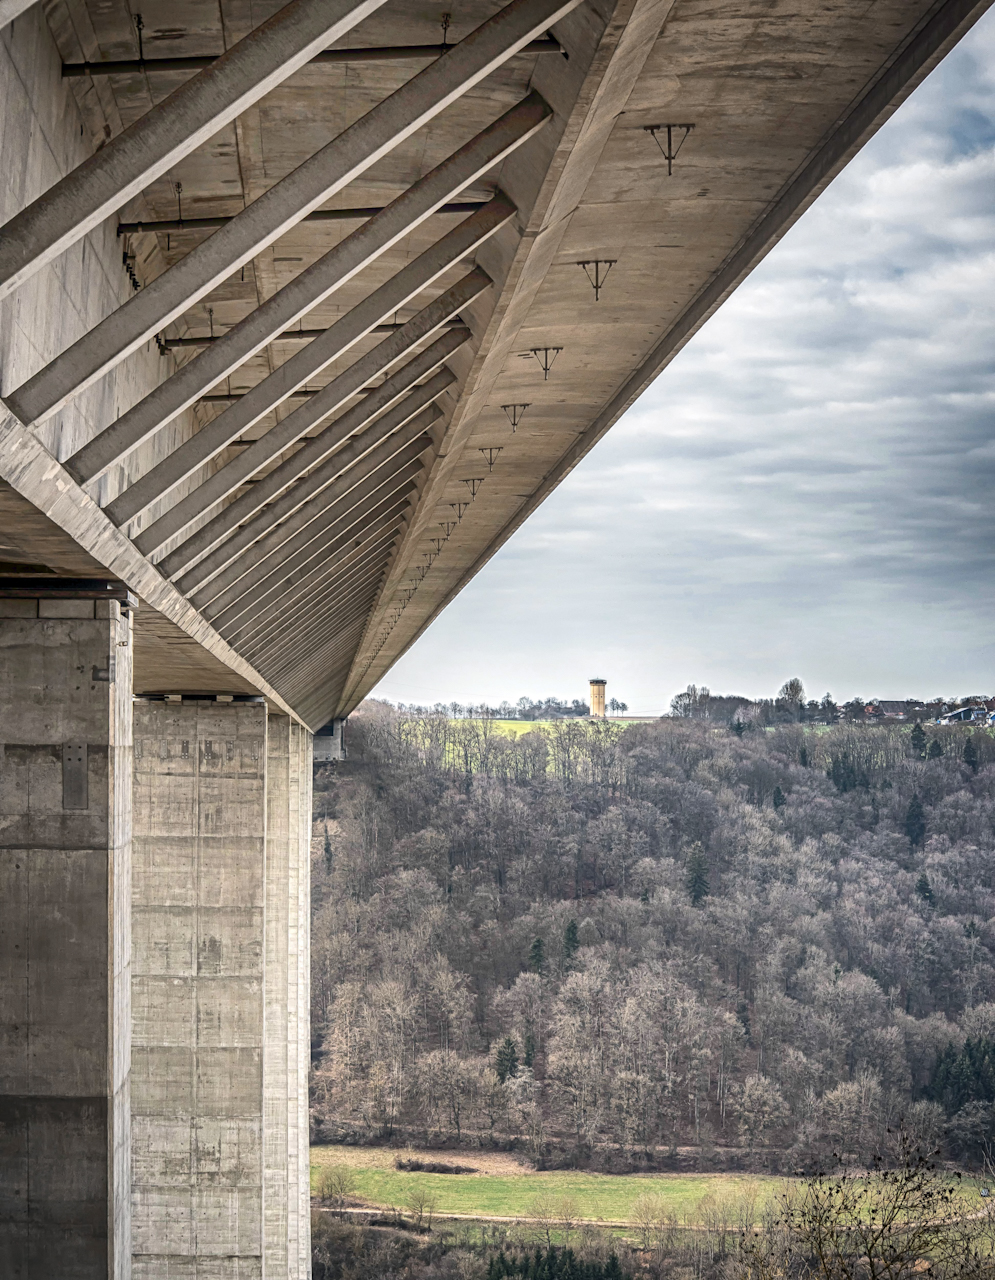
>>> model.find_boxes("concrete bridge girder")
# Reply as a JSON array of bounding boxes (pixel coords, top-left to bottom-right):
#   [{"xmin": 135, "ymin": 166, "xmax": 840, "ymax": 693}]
[
  {"xmin": 179, "ymin": 408, "xmax": 442, "ymax": 601},
  {"xmin": 122, "ymin": 263, "xmax": 496, "ymax": 545}
]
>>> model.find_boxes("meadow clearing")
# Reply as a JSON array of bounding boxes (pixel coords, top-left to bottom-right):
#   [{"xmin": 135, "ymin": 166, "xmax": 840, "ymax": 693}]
[
  {"xmin": 309, "ymin": 1145, "xmax": 781, "ymax": 1224},
  {"xmin": 466, "ymin": 719, "xmax": 645, "ymax": 739}
]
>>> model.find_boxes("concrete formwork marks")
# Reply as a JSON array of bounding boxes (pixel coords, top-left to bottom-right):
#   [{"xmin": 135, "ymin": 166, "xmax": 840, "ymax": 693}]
[
  {"xmin": 131, "ymin": 699, "xmax": 267, "ymax": 1280},
  {"xmin": 0, "ymin": 600, "xmax": 133, "ymax": 1280}
]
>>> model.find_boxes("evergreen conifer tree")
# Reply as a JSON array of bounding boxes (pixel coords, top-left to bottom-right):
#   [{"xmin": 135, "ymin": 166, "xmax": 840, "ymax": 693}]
[
  {"xmin": 529, "ymin": 937, "xmax": 545, "ymax": 975},
  {"xmin": 685, "ymin": 845, "xmax": 710, "ymax": 906},
  {"xmin": 495, "ymin": 1037, "xmax": 518, "ymax": 1083},
  {"xmin": 563, "ymin": 919, "xmax": 579, "ymax": 962},
  {"xmin": 910, "ymin": 722, "xmax": 926, "ymax": 758},
  {"xmin": 905, "ymin": 793, "xmax": 926, "ymax": 848},
  {"xmin": 772, "ymin": 786, "xmax": 786, "ymax": 810},
  {"xmin": 915, "ymin": 872, "xmax": 934, "ymax": 905},
  {"xmin": 928, "ymin": 738, "xmax": 943, "ymax": 759},
  {"xmin": 523, "ymin": 1030, "xmax": 536, "ymax": 1069},
  {"xmin": 964, "ymin": 734, "xmax": 979, "ymax": 773}
]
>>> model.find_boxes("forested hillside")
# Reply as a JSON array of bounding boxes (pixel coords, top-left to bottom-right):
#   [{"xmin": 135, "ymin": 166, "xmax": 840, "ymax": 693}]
[{"xmin": 310, "ymin": 707, "xmax": 995, "ymax": 1169}]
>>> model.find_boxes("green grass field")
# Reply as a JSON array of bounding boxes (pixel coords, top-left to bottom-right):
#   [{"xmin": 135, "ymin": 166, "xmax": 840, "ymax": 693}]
[
  {"xmin": 483, "ymin": 720, "xmax": 552, "ymax": 738},
  {"xmin": 310, "ymin": 1145, "xmax": 779, "ymax": 1223},
  {"xmin": 476, "ymin": 720, "xmax": 644, "ymax": 739}
]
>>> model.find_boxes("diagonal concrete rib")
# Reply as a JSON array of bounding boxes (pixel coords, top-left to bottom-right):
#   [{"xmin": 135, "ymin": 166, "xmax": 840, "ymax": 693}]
[
  {"xmin": 250, "ymin": 563, "xmax": 394, "ymax": 680},
  {"xmin": 141, "ymin": 331, "xmax": 464, "ymax": 563},
  {"xmin": 65, "ymin": 116, "xmax": 533, "ymax": 483},
  {"xmin": 193, "ymin": 447, "xmax": 429, "ymax": 614},
  {"xmin": 221, "ymin": 487, "xmax": 416, "ymax": 646},
  {"xmin": 205, "ymin": 467, "xmax": 423, "ymax": 629},
  {"xmin": 163, "ymin": 381, "xmax": 445, "ymax": 591},
  {"xmin": 0, "ymin": 0, "xmax": 387, "ymax": 301},
  {"xmin": 222, "ymin": 549, "xmax": 404, "ymax": 668},
  {"xmin": 246, "ymin": 558, "xmax": 395, "ymax": 679},
  {"xmin": 266, "ymin": 581, "xmax": 397, "ymax": 694},
  {"xmin": 5, "ymin": 0, "xmax": 582, "ymax": 427},
  {"xmin": 105, "ymin": 267, "xmax": 491, "ymax": 527},
  {"xmin": 261, "ymin": 594, "xmax": 387, "ymax": 697},
  {"xmin": 234, "ymin": 538, "xmax": 404, "ymax": 659},
  {"xmin": 175, "ymin": 406, "xmax": 441, "ymax": 599},
  {"xmin": 248, "ymin": 567, "xmax": 397, "ymax": 679}
]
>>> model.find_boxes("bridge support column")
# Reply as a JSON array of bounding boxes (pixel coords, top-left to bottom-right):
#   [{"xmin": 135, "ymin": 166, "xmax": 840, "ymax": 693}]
[
  {"xmin": 131, "ymin": 697, "xmax": 310, "ymax": 1279},
  {"xmin": 264, "ymin": 716, "xmax": 312, "ymax": 1279},
  {"xmin": 0, "ymin": 591, "xmax": 133, "ymax": 1279}
]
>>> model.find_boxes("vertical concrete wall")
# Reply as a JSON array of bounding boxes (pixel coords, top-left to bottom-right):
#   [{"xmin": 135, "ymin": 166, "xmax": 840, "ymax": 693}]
[
  {"xmin": 0, "ymin": 7, "xmax": 161, "ymax": 467},
  {"xmin": 132, "ymin": 702, "xmax": 312, "ymax": 1279},
  {"xmin": 264, "ymin": 716, "xmax": 292, "ymax": 1277},
  {"xmin": 131, "ymin": 699, "xmax": 268, "ymax": 1279},
  {"xmin": 296, "ymin": 728, "xmax": 313, "ymax": 1279},
  {"xmin": 265, "ymin": 717, "xmax": 313, "ymax": 1280},
  {"xmin": 0, "ymin": 596, "xmax": 133, "ymax": 1279}
]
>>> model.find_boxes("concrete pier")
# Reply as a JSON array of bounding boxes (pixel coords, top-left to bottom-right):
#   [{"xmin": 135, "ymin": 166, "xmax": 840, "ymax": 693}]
[
  {"xmin": 265, "ymin": 716, "xmax": 312, "ymax": 1280},
  {"xmin": 131, "ymin": 699, "xmax": 311, "ymax": 1278},
  {"xmin": 0, "ymin": 591, "xmax": 133, "ymax": 1279}
]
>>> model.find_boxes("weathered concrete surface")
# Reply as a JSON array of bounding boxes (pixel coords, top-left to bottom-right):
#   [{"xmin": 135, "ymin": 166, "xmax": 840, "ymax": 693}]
[
  {"xmin": 0, "ymin": 597, "xmax": 132, "ymax": 1278},
  {"xmin": 131, "ymin": 698, "xmax": 267, "ymax": 1278},
  {"xmin": 294, "ymin": 731, "xmax": 312, "ymax": 1278},
  {"xmin": 0, "ymin": 1, "xmax": 38, "ymax": 35},
  {"xmin": 131, "ymin": 700, "xmax": 311, "ymax": 1278},
  {"xmin": 1, "ymin": 0, "xmax": 991, "ymax": 1272},
  {"xmin": 265, "ymin": 716, "xmax": 312, "ymax": 1279}
]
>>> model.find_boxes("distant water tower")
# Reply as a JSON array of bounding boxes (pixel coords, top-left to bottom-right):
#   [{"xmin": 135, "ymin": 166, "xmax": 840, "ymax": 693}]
[{"xmin": 590, "ymin": 678, "xmax": 607, "ymax": 718}]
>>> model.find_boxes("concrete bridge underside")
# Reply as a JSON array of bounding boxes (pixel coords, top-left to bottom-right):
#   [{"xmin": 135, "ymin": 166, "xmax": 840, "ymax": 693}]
[{"xmin": 0, "ymin": 0, "xmax": 990, "ymax": 1275}]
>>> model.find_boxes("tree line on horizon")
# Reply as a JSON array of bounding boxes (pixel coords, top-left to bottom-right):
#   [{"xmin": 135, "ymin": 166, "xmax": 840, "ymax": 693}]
[
  {"xmin": 375, "ymin": 678, "xmax": 991, "ymax": 728},
  {"xmin": 669, "ymin": 678, "xmax": 992, "ymax": 727}
]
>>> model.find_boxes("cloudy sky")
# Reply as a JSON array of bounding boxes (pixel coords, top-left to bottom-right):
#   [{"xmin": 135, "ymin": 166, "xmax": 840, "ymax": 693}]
[{"xmin": 374, "ymin": 15, "xmax": 995, "ymax": 715}]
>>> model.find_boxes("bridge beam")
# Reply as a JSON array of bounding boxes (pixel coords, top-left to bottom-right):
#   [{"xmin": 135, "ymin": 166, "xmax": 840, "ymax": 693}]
[
  {"xmin": 196, "ymin": 453, "xmax": 428, "ymax": 619},
  {"xmin": 234, "ymin": 538, "xmax": 405, "ymax": 663},
  {"xmin": 235, "ymin": 516, "xmax": 411, "ymax": 659},
  {"xmin": 149, "ymin": 347, "xmax": 460, "ymax": 574},
  {"xmin": 0, "ymin": 0, "xmax": 387, "ymax": 303},
  {"xmin": 66, "ymin": 101, "xmax": 536, "ymax": 483},
  {"xmin": 4, "ymin": 0, "xmax": 581, "ymax": 427},
  {"xmin": 257, "ymin": 584, "xmax": 393, "ymax": 689},
  {"xmin": 182, "ymin": 410, "xmax": 441, "ymax": 601},
  {"xmin": 209, "ymin": 478, "xmax": 421, "ymax": 634},
  {"xmin": 106, "ymin": 269, "xmax": 490, "ymax": 529}
]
